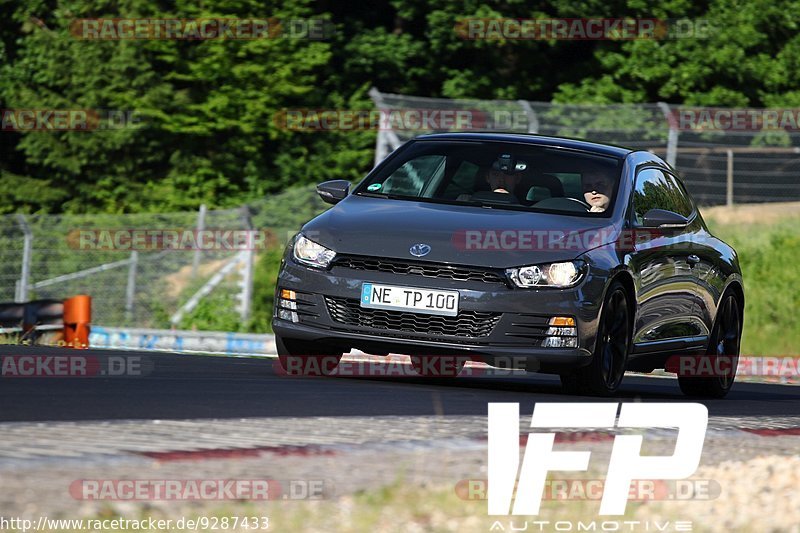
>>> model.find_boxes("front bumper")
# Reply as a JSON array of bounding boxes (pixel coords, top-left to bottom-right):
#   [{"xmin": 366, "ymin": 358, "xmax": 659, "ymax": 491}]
[{"xmin": 273, "ymin": 256, "xmax": 605, "ymax": 372}]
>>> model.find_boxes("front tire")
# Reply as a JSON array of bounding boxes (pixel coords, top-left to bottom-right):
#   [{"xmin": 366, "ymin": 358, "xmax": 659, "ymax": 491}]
[
  {"xmin": 561, "ymin": 282, "xmax": 631, "ymax": 396},
  {"xmin": 678, "ymin": 293, "xmax": 741, "ymax": 398},
  {"xmin": 276, "ymin": 334, "xmax": 343, "ymax": 376}
]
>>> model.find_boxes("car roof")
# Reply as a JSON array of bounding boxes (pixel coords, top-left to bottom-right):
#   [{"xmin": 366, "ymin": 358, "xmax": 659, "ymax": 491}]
[{"xmin": 414, "ymin": 132, "xmax": 633, "ymax": 159}]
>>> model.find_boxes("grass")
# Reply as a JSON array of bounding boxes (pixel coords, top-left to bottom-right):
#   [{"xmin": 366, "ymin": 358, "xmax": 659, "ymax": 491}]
[{"xmin": 703, "ymin": 215, "xmax": 800, "ymax": 355}]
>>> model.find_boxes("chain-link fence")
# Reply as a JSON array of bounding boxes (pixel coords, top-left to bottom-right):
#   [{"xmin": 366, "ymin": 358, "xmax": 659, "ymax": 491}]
[
  {"xmin": 6, "ymin": 92, "xmax": 798, "ymax": 331},
  {"xmin": 370, "ymin": 89, "xmax": 800, "ymax": 205},
  {"xmin": 0, "ymin": 186, "xmax": 332, "ymax": 331},
  {"xmin": 0, "ymin": 209, "xmax": 247, "ymax": 330}
]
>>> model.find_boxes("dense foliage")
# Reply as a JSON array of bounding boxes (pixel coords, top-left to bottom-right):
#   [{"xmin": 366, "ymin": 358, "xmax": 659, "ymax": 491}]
[{"xmin": 2, "ymin": 0, "xmax": 800, "ymax": 214}]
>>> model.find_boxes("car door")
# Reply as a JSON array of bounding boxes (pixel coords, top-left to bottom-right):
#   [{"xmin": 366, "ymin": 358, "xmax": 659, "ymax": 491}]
[
  {"xmin": 628, "ymin": 167, "xmax": 707, "ymax": 355},
  {"xmin": 665, "ymin": 172, "xmax": 718, "ymax": 341}
]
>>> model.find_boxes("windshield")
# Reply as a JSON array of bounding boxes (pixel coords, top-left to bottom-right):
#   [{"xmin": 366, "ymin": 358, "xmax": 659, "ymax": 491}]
[{"xmin": 356, "ymin": 140, "xmax": 623, "ymax": 216}]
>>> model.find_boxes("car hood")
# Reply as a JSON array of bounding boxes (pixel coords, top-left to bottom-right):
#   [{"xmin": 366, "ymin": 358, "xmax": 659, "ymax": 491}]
[{"xmin": 302, "ymin": 195, "xmax": 621, "ymax": 268}]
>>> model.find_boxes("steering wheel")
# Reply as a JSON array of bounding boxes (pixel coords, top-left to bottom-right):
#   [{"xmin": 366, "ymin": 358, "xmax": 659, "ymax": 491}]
[
  {"xmin": 533, "ymin": 197, "xmax": 592, "ymax": 212},
  {"xmin": 565, "ymin": 197, "xmax": 591, "ymax": 209}
]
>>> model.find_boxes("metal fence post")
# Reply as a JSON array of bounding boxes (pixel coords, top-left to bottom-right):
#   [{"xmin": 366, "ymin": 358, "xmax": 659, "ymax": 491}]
[
  {"xmin": 369, "ymin": 88, "xmax": 388, "ymax": 166},
  {"xmin": 15, "ymin": 214, "xmax": 33, "ymax": 302},
  {"xmin": 240, "ymin": 247, "xmax": 254, "ymax": 324},
  {"xmin": 518, "ymin": 100, "xmax": 539, "ymax": 133},
  {"xmin": 125, "ymin": 250, "xmax": 138, "ymax": 321},
  {"xmin": 726, "ymin": 149, "xmax": 734, "ymax": 207},
  {"xmin": 374, "ymin": 131, "xmax": 388, "ymax": 167},
  {"xmin": 191, "ymin": 204, "xmax": 207, "ymax": 278},
  {"xmin": 237, "ymin": 206, "xmax": 254, "ymax": 324},
  {"xmin": 657, "ymin": 102, "xmax": 679, "ymax": 168},
  {"xmin": 369, "ymin": 87, "xmax": 405, "ymax": 166}
]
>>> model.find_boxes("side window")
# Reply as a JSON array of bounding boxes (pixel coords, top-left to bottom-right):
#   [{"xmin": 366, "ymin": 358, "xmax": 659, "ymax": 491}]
[
  {"xmin": 381, "ymin": 155, "xmax": 445, "ymax": 196},
  {"xmin": 552, "ymin": 173, "xmax": 583, "ymax": 199},
  {"xmin": 442, "ymin": 161, "xmax": 479, "ymax": 199},
  {"xmin": 632, "ymin": 168, "xmax": 676, "ymax": 225},
  {"xmin": 664, "ymin": 174, "xmax": 695, "ymax": 218}
]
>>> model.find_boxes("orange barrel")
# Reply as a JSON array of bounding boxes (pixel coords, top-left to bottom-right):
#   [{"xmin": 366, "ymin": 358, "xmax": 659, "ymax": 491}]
[{"xmin": 63, "ymin": 295, "xmax": 91, "ymax": 349}]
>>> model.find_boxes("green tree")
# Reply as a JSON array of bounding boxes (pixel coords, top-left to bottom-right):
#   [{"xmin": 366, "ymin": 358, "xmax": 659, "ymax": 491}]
[{"xmin": 3, "ymin": 0, "xmax": 800, "ymax": 214}]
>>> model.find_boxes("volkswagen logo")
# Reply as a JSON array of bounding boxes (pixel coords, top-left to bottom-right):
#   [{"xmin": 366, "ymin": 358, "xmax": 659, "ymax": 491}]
[{"xmin": 409, "ymin": 243, "xmax": 431, "ymax": 257}]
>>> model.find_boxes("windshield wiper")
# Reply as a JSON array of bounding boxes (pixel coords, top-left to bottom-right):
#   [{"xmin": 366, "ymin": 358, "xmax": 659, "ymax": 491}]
[
  {"xmin": 357, "ymin": 192, "xmax": 533, "ymax": 211},
  {"xmin": 458, "ymin": 199, "xmax": 498, "ymax": 208},
  {"xmin": 357, "ymin": 191, "xmax": 412, "ymax": 200}
]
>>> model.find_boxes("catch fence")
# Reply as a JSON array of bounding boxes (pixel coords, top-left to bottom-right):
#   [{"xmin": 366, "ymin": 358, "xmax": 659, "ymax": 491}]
[{"xmin": 371, "ymin": 88, "xmax": 800, "ymax": 205}]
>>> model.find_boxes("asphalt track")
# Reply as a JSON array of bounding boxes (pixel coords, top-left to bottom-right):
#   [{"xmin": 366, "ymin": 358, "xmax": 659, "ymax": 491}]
[{"xmin": 1, "ymin": 345, "xmax": 799, "ymax": 423}]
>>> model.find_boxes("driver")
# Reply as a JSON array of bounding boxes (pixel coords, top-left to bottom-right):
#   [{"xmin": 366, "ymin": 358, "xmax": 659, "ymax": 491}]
[
  {"xmin": 486, "ymin": 168, "xmax": 522, "ymax": 196},
  {"xmin": 485, "ymin": 153, "xmax": 527, "ymax": 201},
  {"xmin": 581, "ymin": 171, "xmax": 613, "ymax": 212}
]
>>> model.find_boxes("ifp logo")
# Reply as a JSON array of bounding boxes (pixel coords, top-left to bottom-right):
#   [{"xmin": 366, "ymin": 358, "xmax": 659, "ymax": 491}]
[{"xmin": 488, "ymin": 403, "xmax": 708, "ymax": 515}]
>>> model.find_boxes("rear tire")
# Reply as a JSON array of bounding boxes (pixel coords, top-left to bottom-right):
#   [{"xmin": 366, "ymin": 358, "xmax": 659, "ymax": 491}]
[
  {"xmin": 678, "ymin": 293, "xmax": 741, "ymax": 398},
  {"xmin": 276, "ymin": 334, "xmax": 343, "ymax": 376},
  {"xmin": 560, "ymin": 282, "xmax": 631, "ymax": 396}
]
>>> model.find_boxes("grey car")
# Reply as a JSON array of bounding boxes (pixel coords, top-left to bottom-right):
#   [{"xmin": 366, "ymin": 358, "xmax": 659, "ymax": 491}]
[{"xmin": 272, "ymin": 133, "xmax": 744, "ymax": 397}]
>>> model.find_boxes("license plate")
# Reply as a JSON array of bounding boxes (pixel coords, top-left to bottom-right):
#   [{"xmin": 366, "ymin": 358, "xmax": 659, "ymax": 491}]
[{"xmin": 360, "ymin": 283, "xmax": 459, "ymax": 316}]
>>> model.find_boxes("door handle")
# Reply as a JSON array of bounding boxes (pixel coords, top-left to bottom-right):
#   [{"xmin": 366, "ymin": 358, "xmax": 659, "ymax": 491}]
[{"xmin": 687, "ymin": 254, "xmax": 700, "ymax": 265}]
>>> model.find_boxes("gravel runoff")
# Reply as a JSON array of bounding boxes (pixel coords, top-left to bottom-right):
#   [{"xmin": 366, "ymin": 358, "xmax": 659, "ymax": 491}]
[
  {"xmin": 1, "ymin": 426, "xmax": 800, "ymax": 532},
  {"xmin": 635, "ymin": 454, "xmax": 800, "ymax": 533}
]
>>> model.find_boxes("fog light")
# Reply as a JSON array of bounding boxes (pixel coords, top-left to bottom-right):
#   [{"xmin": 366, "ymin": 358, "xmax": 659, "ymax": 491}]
[
  {"xmin": 546, "ymin": 327, "xmax": 577, "ymax": 337},
  {"xmin": 278, "ymin": 308, "xmax": 298, "ymax": 323},
  {"xmin": 279, "ymin": 298, "xmax": 297, "ymax": 310},
  {"xmin": 549, "ymin": 316, "xmax": 575, "ymax": 326},
  {"xmin": 542, "ymin": 337, "xmax": 578, "ymax": 348},
  {"xmin": 543, "ymin": 316, "xmax": 577, "ymax": 348}
]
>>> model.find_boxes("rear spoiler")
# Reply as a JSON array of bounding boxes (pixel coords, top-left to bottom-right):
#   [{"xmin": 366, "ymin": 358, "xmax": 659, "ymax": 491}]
[{"xmin": 0, "ymin": 295, "xmax": 91, "ymax": 349}]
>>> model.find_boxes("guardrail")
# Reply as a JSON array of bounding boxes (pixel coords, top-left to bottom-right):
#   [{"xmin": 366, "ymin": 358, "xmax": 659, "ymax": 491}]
[{"xmin": 0, "ymin": 295, "xmax": 91, "ymax": 348}]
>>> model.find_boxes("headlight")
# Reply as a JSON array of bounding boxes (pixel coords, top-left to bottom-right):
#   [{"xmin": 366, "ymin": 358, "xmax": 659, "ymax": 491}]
[
  {"xmin": 292, "ymin": 234, "xmax": 336, "ymax": 269},
  {"xmin": 506, "ymin": 261, "xmax": 584, "ymax": 288}
]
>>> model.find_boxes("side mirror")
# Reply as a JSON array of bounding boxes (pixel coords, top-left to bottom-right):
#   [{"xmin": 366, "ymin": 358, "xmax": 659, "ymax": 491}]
[
  {"xmin": 642, "ymin": 208, "xmax": 689, "ymax": 229},
  {"xmin": 316, "ymin": 180, "xmax": 350, "ymax": 205}
]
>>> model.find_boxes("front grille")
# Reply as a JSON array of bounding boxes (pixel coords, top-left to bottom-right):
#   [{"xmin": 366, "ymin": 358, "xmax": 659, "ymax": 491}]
[
  {"xmin": 324, "ymin": 296, "xmax": 501, "ymax": 338},
  {"xmin": 334, "ymin": 256, "xmax": 507, "ymax": 284}
]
